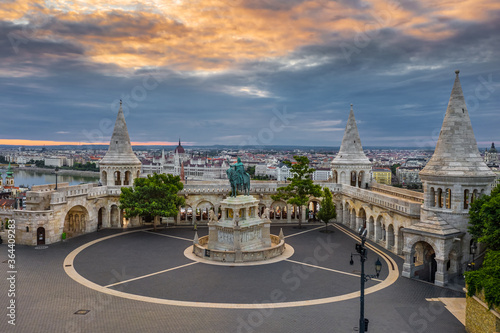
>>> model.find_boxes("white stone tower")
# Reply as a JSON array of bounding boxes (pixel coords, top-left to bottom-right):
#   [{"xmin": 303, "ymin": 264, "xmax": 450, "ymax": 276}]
[
  {"xmin": 99, "ymin": 101, "xmax": 142, "ymax": 186},
  {"xmin": 331, "ymin": 104, "xmax": 372, "ymax": 188},
  {"xmin": 402, "ymin": 70, "xmax": 496, "ymax": 286}
]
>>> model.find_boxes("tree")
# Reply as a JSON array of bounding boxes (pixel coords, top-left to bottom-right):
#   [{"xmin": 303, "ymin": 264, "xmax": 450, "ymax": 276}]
[
  {"xmin": 271, "ymin": 156, "xmax": 322, "ymax": 229},
  {"xmin": 391, "ymin": 163, "xmax": 401, "ymax": 175},
  {"xmin": 317, "ymin": 187, "xmax": 336, "ymax": 233},
  {"xmin": 468, "ymin": 184, "xmax": 500, "ymax": 250},
  {"xmin": 119, "ymin": 173, "xmax": 185, "ymax": 231}
]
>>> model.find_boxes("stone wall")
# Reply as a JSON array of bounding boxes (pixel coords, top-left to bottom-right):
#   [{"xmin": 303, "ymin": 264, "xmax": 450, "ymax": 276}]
[{"xmin": 466, "ymin": 292, "xmax": 500, "ymax": 333}]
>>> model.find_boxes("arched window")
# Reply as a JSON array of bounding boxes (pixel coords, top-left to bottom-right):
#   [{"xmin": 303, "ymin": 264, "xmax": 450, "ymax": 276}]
[
  {"xmin": 430, "ymin": 187, "xmax": 436, "ymax": 207},
  {"xmin": 446, "ymin": 188, "xmax": 452, "ymax": 209},
  {"xmin": 464, "ymin": 190, "xmax": 469, "ymax": 209},
  {"xmin": 358, "ymin": 171, "xmax": 364, "ymax": 188},
  {"xmin": 350, "ymin": 171, "xmax": 357, "ymax": 187},
  {"xmin": 114, "ymin": 171, "xmax": 121, "ymax": 186},
  {"xmin": 437, "ymin": 188, "xmax": 443, "ymax": 208}
]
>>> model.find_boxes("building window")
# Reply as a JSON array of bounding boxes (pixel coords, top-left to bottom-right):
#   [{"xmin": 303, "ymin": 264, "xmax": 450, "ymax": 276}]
[
  {"xmin": 437, "ymin": 188, "xmax": 443, "ymax": 208},
  {"xmin": 464, "ymin": 190, "xmax": 469, "ymax": 209},
  {"xmin": 446, "ymin": 188, "xmax": 452, "ymax": 209}
]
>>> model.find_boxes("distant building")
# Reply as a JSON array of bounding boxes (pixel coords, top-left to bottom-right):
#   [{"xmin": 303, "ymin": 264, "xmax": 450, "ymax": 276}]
[
  {"xmin": 397, "ymin": 166, "xmax": 422, "ymax": 185},
  {"xmin": 372, "ymin": 168, "xmax": 392, "ymax": 185},
  {"xmin": 485, "ymin": 142, "xmax": 499, "ymax": 168},
  {"xmin": 313, "ymin": 168, "xmax": 332, "ymax": 181}
]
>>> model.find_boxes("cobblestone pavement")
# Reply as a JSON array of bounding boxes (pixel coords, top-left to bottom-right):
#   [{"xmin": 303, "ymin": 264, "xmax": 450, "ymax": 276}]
[{"xmin": 0, "ymin": 224, "xmax": 466, "ymax": 333}]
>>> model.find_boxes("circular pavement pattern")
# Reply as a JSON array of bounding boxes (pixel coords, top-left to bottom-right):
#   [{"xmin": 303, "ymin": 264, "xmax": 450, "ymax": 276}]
[{"xmin": 64, "ymin": 225, "xmax": 399, "ymax": 309}]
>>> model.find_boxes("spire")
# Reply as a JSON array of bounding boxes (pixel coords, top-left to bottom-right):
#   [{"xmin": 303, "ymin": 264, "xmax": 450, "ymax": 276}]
[
  {"xmin": 179, "ymin": 138, "xmax": 181, "ymax": 146},
  {"xmin": 6, "ymin": 161, "xmax": 13, "ymax": 178},
  {"xmin": 420, "ymin": 70, "xmax": 494, "ymax": 178},
  {"xmin": 331, "ymin": 104, "xmax": 371, "ymax": 165},
  {"xmin": 100, "ymin": 101, "xmax": 141, "ymax": 166}
]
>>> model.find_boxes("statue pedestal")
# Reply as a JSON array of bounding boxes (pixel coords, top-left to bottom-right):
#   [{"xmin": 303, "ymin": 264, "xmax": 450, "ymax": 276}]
[{"xmin": 194, "ymin": 195, "xmax": 285, "ymax": 263}]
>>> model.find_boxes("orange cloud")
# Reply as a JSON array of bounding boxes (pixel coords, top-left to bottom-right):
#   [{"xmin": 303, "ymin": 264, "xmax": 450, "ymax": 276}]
[{"xmin": 2, "ymin": 0, "xmax": 499, "ymax": 72}]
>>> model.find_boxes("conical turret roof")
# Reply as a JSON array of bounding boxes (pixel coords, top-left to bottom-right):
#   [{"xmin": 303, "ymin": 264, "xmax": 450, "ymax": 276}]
[
  {"xmin": 332, "ymin": 104, "xmax": 371, "ymax": 165},
  {"xmin": 420, "ymin": 70, "xmax": 495, "ymax": 178},
  {"xmin": 100, "ymin": 101, "xmax": 141, "ymax": 166},
  {"xmin": 6, "ymin": 162, "xmax": 13, "ymax": 178}
]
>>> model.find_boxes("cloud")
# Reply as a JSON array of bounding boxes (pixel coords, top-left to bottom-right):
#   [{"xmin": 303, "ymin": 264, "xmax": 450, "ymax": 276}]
[{"xmin": 0, "ymin": 0, "xmax": 498, "ymax": 146}]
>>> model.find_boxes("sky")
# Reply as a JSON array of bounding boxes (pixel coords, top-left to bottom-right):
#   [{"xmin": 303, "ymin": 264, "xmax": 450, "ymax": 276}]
[{"xmin": 0, "ymin": 0, "xmax": 499, "ymax": 148}]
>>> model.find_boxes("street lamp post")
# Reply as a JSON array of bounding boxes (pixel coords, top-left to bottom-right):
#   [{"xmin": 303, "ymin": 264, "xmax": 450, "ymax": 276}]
[
  {"xmin": 468, "ymin": 241, "xmax": 477, "ymax": 271},
  {"xmin": 54, "ymin": 167, "xmax": 59, "ymax": 190},
  {"xmin": 350, "ymin": 227, "xmax": 382, "ymax": 332}
]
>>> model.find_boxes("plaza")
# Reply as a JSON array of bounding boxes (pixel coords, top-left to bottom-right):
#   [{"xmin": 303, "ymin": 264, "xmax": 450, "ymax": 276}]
[{"xmin": 1, "ymin": 223, "xmax": 465, "ymax": 332}]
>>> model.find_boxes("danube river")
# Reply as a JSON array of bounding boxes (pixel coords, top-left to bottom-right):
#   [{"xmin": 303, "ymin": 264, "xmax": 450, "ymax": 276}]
[{"xmin": 0, "ymin": 168, "xmax": 100, "ymax": 188}]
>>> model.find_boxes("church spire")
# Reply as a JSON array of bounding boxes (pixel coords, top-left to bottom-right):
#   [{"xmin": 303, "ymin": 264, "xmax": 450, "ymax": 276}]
[
  {"xmin": 100, "ymin": 100, "xmax": 141, "ymax": 166},
  {"xmin": 332, "ymin": 104, "xmax": 371, "ymax": 165},
  {"xmin": 420, "ymin": 70, "xmax": 494, "ymax": 178}
]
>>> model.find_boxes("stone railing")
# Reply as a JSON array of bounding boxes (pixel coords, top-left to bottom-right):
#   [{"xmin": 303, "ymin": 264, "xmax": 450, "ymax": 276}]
[
  {"xmin": 343, "ymin": 185, "xmax": 421, "ymax": 217},
  {"xmin": 370, "ymin": 183, "xmax": 424, "ymax": 203}
]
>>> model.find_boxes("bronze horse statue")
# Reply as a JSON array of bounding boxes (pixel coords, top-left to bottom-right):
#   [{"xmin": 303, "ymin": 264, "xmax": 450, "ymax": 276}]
[{"xmin": 226, "ymin": 168, "xmax": 250, "ymax": 197}]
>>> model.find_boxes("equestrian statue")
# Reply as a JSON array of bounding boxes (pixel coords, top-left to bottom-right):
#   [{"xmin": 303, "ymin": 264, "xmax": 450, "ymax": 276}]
[{"xmin": 226, "ymin": 157, "xmax": 251, "ymax": 197}]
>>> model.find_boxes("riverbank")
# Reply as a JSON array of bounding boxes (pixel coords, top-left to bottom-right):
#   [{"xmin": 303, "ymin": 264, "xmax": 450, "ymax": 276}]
[{"xmin": 16, "ymin": 166, "xmax": 100, "ymax": 177}]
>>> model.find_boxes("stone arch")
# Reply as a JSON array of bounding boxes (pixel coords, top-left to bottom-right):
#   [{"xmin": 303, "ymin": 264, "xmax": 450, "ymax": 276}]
[
  {"xmin": 387, "ymin": 224, "xmax": 395, "ymax": 250},
  {"xmin": 445, "ymin": 188, "xmax": 452, "ymax": 209},
  {"xmin": 375, "ymin": 215, "xmax": 383, "ymax": 242},
  {"xmin": 429, "ymin": 187, "xmax": 435, "ymax": 207},
  {"xmin": 180, "ymin": 204, "xmax": 193, "ymax": 224},
  {"xmin": 340, "ymin": 171, "xmax": 346, "ymax": 184},
  {"xmin": 411, "ymin": 241, "xmax": 437, "ymax": 283},
  {"xmin": 332, "ymin": 170, "xmax": 338, "ymax": 183},
  {"xmin": 437, "ymin": 188, "xmax": 443, "ymax": 208},
  {"xmin": 196, "ymin": 200, "xmax": 214, "ymax": 222},
  {"xmin": 64, "ymin": 205, "xmax": 89, "ymax": 238},
  {"xmin": 358, "ymin": 171, "xmax": 365, "ymax": 188},
  {"xmin": 308, "ymin": 199, "xmax": 321, "ymax": 221},
  {"xmin": 358, "ymin": 207, "xmax": 367, "ymax": 231},
  {"xmin": 114, "ymin": 171, "xmax": 122, "ymax": 186},
  {"xmin": 464, "ymin": 189, "xmax": 470, "ymax": 210},
  {"xmin": 101, "ymin": 171, "xmax": 108, "ymax": 186},
  {"xmin": 350, "ymin": 171, "xmax": 357, "ymax": 187},
  {"xmin": 124, "ymin": 171, "xmax": 132, "ymax": 185},
  {"xmin": 397, "ymin": 226, "xmax": 404, "ymax": 255},
  {"xmin": 137, "ymin": 170, "xmax": 140, "ymax": 179},
  {"xmin": 37, "ymin": 227, "xmax": 45, "ymax": 245},
  {"xmin": 97, "ymin": 207, "xmax": 106, "ymax": 230},
  {"xmin": 110, "ymin": 205, "xmax": 120, "ymax": 227},
  {"xmin": 367, "ymin": 216, "xmax": 375, "ymax": 240}
]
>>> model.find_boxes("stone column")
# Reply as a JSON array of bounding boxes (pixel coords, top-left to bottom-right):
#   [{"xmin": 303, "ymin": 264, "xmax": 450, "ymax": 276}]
[
  {"xmin": 234, "ymin": 226, "xmax": 242, "ymax": 262},
  {"xmin": 287, "ymin": 204, "xmax": 292, "ymax": 223},
  {"xmin": 262, "ymin": 221, "xmax": 272, "ymax": 247},
  {"xmin": 434, "ymin": 259, "xmax": 448, "ymax": 287},
  {"xmin": 356, "ymin": 216, "xmax": 363, "ymax": 231},
  {"xmin": 191, "ymin": 205, "xmax": 197, "ymax": 225},
  {"xmin": 343, "ymin": 207, "xmax": 348, "ymax": 226},
  {"xmin": 367, "ymin": 220, "xmax": 373, "ymax": 240},
  {"xmin": 402, "ymin": 251, "xmax": 415, "ymax": 278},
  {"xmin": 207, "ymin": 222, "xmax": 217, "ymax": 250},
  {"xmin": 394, "ymin": 232, "xmax": 400, "ymax": 255},
  {"xmin": 374, "ymin": 223, "xmax": 381, "ymax": 242}
]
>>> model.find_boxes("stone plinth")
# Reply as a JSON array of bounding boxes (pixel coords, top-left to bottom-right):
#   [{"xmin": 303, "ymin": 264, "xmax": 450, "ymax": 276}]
[{"xmin": 193, "ymin": 195, "xmax": 284, "ymax": 263}]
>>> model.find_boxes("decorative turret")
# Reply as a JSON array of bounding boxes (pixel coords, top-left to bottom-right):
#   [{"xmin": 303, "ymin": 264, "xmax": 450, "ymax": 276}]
[
  {"xmin": 419, "ymin": 70, "xmax": 496, "ymax": 226},
  {"xmin": 99, "ymin": 101, "xmax": 142, "ymax": 186},
  {"xmin": 331, "ymin": 104, "xmax": 372, "ymax": 187}
]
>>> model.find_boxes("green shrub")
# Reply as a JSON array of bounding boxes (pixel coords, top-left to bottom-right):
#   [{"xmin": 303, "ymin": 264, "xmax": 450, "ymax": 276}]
[{"xmin": 465, "ymin": 250, "xmax": 500, "ymax": 308}]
